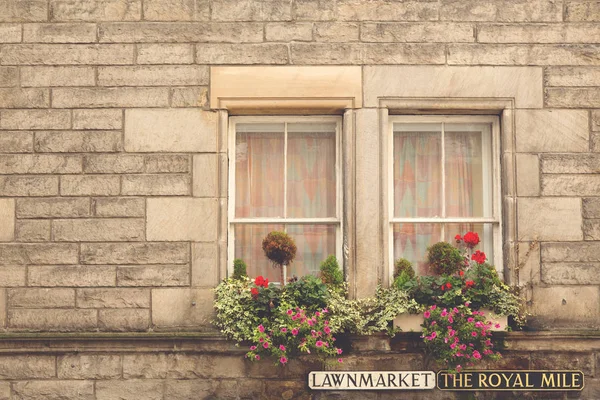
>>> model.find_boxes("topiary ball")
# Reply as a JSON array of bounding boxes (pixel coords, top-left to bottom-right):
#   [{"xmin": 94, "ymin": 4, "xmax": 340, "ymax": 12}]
[
  {"xmin": 427, "ymin": 242, "xmax": 464, "ymax": 276},
  {"xmin": 262, "ymin": 231, "xmax": 297, "ymax": 266}
]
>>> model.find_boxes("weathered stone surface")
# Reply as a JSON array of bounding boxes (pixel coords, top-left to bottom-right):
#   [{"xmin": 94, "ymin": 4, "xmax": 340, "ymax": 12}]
[
  {"xmin": 516, "ymin": 154, "xmax": 540, "ymax": 196},
  {"xmin": 99, "ymin": 309, "xmax": 149, "ymax": 331},
  {"xmin": 77, "ymin": 288, "xmax": 149, "ymax": 308},
  {"xmin": 145, "ymin": 155, "xmax": 190, "ymax": 173},
  {"xmin": 53, "ymin": 87, "xmax": 169, "ymax": 108},
  {"xmin": 293, "ymin": 0, "xmax": 337, "ymax": 20},
  {"xmin": 143, "ymin": 0, "xmax": 194, "ymax": 21},
  {"xmin": 542, "ymin": 262, "xmax": 600, "ymax": 284},
  {"xmin": 193, "ymin": 154, "xmax": 217, "ymax": 197},
  {"xmin": 0, "ymin": 110, "xmax": 70, "ymax": 130},
  {"xmin": 0, "ymin": 154, "xmax": 82, "ymax": 174},
  {"xmin": 58, "ymin": 355, "xmax": 121, "ymax": 379},
  {"xmin": 152, "ymin": 288, "xmax": 214, "ymax": 327},
  {"xmin": 542, "ymin": 154, "xmax": 600, "ymax": 174},
  {"xmin": 9, "ymin": 309, "xmax": 98, "ymax": 331},
  {"xmin": 565, "ymin": 1, "xmax": 600, "ymax": 21},
  {"xmin": 314, "ymin": 22, "xmax": 359, "ymax": 42},
  {"xmin": 81, "ymin": 242, "xmax": 189, "ymax": 264},
  {"xmin": 125, "ymin": 109, "xmax": 217, "ymax": 152},
  {"xmin": 21, "ymin": 66, "xmax": 95, "ymax": 87},
  {"xmin": 584, "ymin": 219, "xmax": 600, "ymax": 240},
  {"xmin": 0, "ymin": 199, "xmax": 15, "ymax": 242},
  {"xmin": 123, "ymin": 354, "xmax": 244, "ymax": 379},
  {"xmin": 84, "ymin": 154, "xmax": 144, "ymax": 173},
  {"xmin": 117, "ymin": 265, "xmax": 189, "ymax": 286},
  {"xmin": 99, "ymin": 22, "xmax": 263, "ymax": 42},
  {"xmin": 121, "ymin": 175, "xmax": 190, "ymax": 196},
  {"xmin": 440, "ymin": 0, "xmax": 562, "ymax": 21},
  {"xmin": 0, "ymin": 266, "xmax": 27, "ymax": 286},
  {"xmin": 98, "ymin": 65, "xmax": 208, "ymax": 86},
  {"xmin": 163, "ymin": 379, "xmax": 216, "ymax": 399},
  {"xmin": 0, "ymin": 24, "xmax": 22, "ymax": 42},
  {"xmin": 212, "ymin": 0, "xmax": 291, "ymax": 21},
  {"xmin": 170, "ymin": 86, "xmax": 208, "ymax": 108},
  {"xmin": 137, "ymin": 43, "xmax": 193, "ymax": 64},
  {"xmin": 53, "ymin": 218, "xmax": 145, "ymax": 242},
  {"xmin": 479, "ymin": 24, "xmax": 600, "ymax": 43},
  {"xmin": 73, "ymin": 109, "xmax": 123, "ymax": 130},
  {"xmin": 15, "ymin": 219, "xmax": 51, "ymax": 242},
  {"xmin": 0, "ymin": 66, "xmax": 18, "ymax": 86},
  {"xmin": 531, "ymin": 352, "xmax": 594, "ymax": 375},
  {"xmin": 0, "ymin": 0, "xmax": 48, "ymax": 22},
  {"xmin": 0, "ymin": 176, "xmax": 58, "ymax": 196},
  {"xmin": 0, "ymin": 44, "xmax": 134, "ymax": 65},
  {"xmin": 337, "ymin": 0, "xmax": 438, "ymax": 21},
  {"xmin": 448, "ymin": 44, "xmax": 600, "ymax": 65},
  {"xmin": 518, "ymin": 198, "xmax": 582, "ymax": 241},
  {"xmin": 16, "ymin": 198, "xmax": 90, "ymax": 218},
  {"xmin": 542, "ymin": 174, "xmax": 600, "ymax": 196},
  {"xmin": 8, "ymin": 288, "xmax": 75, "ymax": 308},
  {"xmin": 528, "ymin": 286, "xmax": 600, "ymax": 329},
  {"xmin": 0, "ymin": 88, "xmax": 49, "ymax": 108},
  {"xmin": 23, "ymin": 23, "xmax": 97, "ymax": 43},
  {"xmin": 517, "ymin": 241, "xmax": 541, "ymax": 286},
  {"xmin": 361, "ymin": 22, "xmax": 474, "ymax": 43},
  {"xmin": 0, "ymin": 355, "xmax": 55, "ymax": 379},
  {"xmin": 583, "ymin": 198, "xmax": 600, "ymax": 218},
  {"xmin": 192, "ymin": 242, "xmax": 218, "ymax": 287},
  {"xmin": 93, "ymin": 197, "xmax": 144, "ymax": 217},
  {"xmin": 60, "ymin": 175, "xmax": 120, "ymax": 196},
  {"xmin": 546, "ymin": 87, "xmax": 600, "ymax": 108},
  {"xmin": 0, "ymin": 132, "xmax": 32, "ymax": 152},
  {"xmin": 542, "ymin": 242, "xmax": 600, "ymax": 262},
  {"xmin": 96, "ymin": 380, "xmax": 163, "ymax": 400},
  {"xmin": 147, "ymin": 198, "xmax": 217, "ymax": 241},
  {"xmin": 515, "ymin": 109, "xmax": 588, "ymax": 152},
  {"xmin": 13, "ymin": 381, "xmax": 94, "ymax": 399},
  {"xmin": 265, "ymin": 22, "xmax": 313, "ymax": 42},
  {"xmin": 593, "ymin": 110, "xmax": 600, "ymax": 131},
  {"xmin": 35, "ymin": 131, "xmax": 123, "ymax": 153},
  {"xmin": 0, "ymin": 244, "xmax": 78, "ymax": 265},
  {"xmin": 196, "ymin": 43, "xmax": 289, "ymax": 64},
  {"xmin": 28, "ymin": 265, "xmax": 116, "ymax": 286},
  {"xmin": 50, "ymin": 0, "xmax": 142, "ymax": 21}
]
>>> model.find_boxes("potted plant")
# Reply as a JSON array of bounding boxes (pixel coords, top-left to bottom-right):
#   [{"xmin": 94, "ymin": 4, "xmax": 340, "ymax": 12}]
[{"xmin": 262, "ymin": 231, "xmax": 297, "ymax": 287}]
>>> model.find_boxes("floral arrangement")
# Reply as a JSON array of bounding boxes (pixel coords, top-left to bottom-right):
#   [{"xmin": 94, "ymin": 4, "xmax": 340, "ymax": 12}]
[{"xmin": 262, "ymin": 231, "xmax": 297, "ymax": 286}]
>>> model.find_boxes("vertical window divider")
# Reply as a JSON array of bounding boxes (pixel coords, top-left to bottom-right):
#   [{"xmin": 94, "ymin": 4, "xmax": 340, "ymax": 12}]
[
  {"xmin": 441, "ymin": 122, "xmax": 446, "ymax": 242},
  {"xmin": 283, "ymin": 122, "xmax": 288, "ymax": 221}
]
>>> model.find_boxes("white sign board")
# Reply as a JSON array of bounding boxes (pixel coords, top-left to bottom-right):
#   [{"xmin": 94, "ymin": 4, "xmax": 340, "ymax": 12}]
[{"xmin": 309, "ymin": 371, "xmax": 436, "ymax": 390}]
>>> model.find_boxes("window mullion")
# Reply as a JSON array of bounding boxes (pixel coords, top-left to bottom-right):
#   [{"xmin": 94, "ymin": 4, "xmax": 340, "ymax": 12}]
[
  {"xmin": 441, "ymin": 122, "xmax": 446, "ymax": 242},
  {"xmin": 283, "ymin": 122, "xmax": 288, "ymax": 222}
]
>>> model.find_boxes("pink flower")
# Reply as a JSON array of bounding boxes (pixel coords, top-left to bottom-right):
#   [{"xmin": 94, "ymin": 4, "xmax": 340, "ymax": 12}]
[
  {"xmin": 460, "ymin": 344, "xmax": 467, "ymax": 350},
  {"xmin": 431, "ymin": 305, "xmax": 437, "ymax": 310},
  {"xmin": 456, "ymin": 365, "xmax": 462, "ymax": 372},
  {"xmin": 471, "ymin": 331, "xmax": 478, "ymax": 337},
  {"xmin": 323, "ymin": 308, "xmax": 329, "ymax": 313},
  {"xmin": 291, "ymin": 328, "xmax": 299, "ymax": 336},
  {"xmin": 279, "ymin": 345, "xmax": 286, "ymax": 351},
  {"xmin": 467, "ymin": 317, "xmax": 474, "ymax": 322},
  {"xmin": 338, "ymin": 358, "xmax": 343, "ymax": 363},
  {"xmin": 259, "ymin": 337, "xmax": 264, "ymax": 343},
  {"xmin": 424, "ymin": 311, "xmax": 431, "ymax": 318},
  {"xmin": 281, "ymin": 327, "xmax": 287, "ymax": 333},
  {"xmin": 255, "ymin": 355, "xmax": 260, "ymax": 360},
  {"xmin": 287, "ymin": 309, "xmax": 293, "ymax": 315},
  {"xmin": 263, "ymin": 342, "xmax": 269, "ymax": 349},
  {"xmin": 250, "ymin": 345, "xmax": 257, "ymax": 350},
  {"xmin": 307, "ymin": 320, "xmax": 314, "ymax": 326},
  {"xmin": 495, "ymin": 323, "xmax": 501, "ymax": 329},
  {"xmin": 311, "ymin": 330, "xmax": 317, "ymax": 338},
  {"xmin": 280, "ymin": 356, "xmax": 288, "ymax": 364},
  {"xmin": 441, "ymin": 309, "xmax": 448, "ymax": 317},
  {"xmin": 337, "ymin": 348, "xmax": 343, "ymax": 355},
  {"xmin": 473, "ymin": 351, "xmax": 482, "ymax": 360},
  {"xmin": 485, "ymin": 339, "xmax": 492, "ymax": 346},
  {"xmin": 291, "ymin": 315, "xmax": 297, "ymax": 321},
  {"xmin": 448, "ymin": 316, "xmax": 454, "ymax": 323},
  {"xmin": 315, "ymin": 311, "xmax": 321, "ymax": 317},
  {"xmin": 324, "ymin": 327, "xmax": 331, "ymax": 334},
  {"xmin": 453, "ymin": 308, "xmax": 459, "ymax": 314},
  {"xmin": 316, "ymin": 340, "xmax": 324, "ymax": 347},
  {"xmin": 464, "ymin": 301, "xmax": 470, "ymax": 307},
  {"xmin": 258, "ymin": 325, "xmax": 265, "ymax": 333},
  {"xmin": 431, "ymin": 332, "xmax": 437, "ymax": 339},
  {"xmin": 444, "ymin": 338, "xmax": 448, "ymax": 343},
  {"xmin": 450, "ymin": 343, "xmax": 456, "ymax": 349},
  {"xmin": 431, "ymin": 321, "xmax": 436, "ymax": 326}
]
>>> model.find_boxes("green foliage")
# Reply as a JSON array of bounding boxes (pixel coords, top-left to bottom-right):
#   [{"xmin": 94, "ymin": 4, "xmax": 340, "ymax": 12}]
[
  {"xmin": 427, "ymin": 241, "xmax": 464, "ymax": 275},
  {"xmin": 392, "ymin": 258, "xmax": 415, "ymax": 290},
  {"xmin": 281, "ymin": 274, "xmax": 329, "ymax": 312},
  {"xmin": 232, "ymin": 258, "xmax": 247, "ymax": 280},
  {"xmin": 319, "ymin": 255, "xmax": 344, "ymax": 287},
  {"xmin": 262, "ymin": 231, "xmax": 297, "ymax": 266}
]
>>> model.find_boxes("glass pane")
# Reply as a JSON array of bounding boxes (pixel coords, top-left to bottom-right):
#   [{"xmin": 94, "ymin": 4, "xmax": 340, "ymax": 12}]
[
  {"xmin": 286, "ymin": 224, "xmax": 337, "ymax": 278},
  {"xmin": 445, "ymin": 223, "xmax": 494, "ymax": 266},
  {"xmin": 287, "ymin": 123, "xmax": 336, "ymax": 218},
  {"xmin": 234, "ymin": 224, "xmax": 284, "ymax": 282},
  {"xmin": 235, "ymin": 123, "xmax": 285, "ymax": 218},
  {"xmin": 393, "ymin": 223, "xmax": 442, "ymax": 275},
  {"xmin": 445, "ymin": 124, "xmax": 493, "ymax": 218},
  {"xmin": 393, "ymin": 124, "xmax": 442, "ymax": 218}
]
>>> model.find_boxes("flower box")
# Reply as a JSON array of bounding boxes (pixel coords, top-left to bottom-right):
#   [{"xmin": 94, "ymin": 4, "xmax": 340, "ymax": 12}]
[
  {"xmin": 480, "ymin": 308, "xmax": 508, "ymax": 331},
  {"xmin": 393, "ymin": 313, "xmax": 425, "ymax": 332}
]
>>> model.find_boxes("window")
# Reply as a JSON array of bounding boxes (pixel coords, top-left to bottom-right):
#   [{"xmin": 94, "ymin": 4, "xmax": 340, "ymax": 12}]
[
  {"xmin": 228, "ymin": 116, "xmax": 342, "ymax": 283},
  {"xmin": 388, "ymin": 116, "xmax": 502, "ymax": 276}
]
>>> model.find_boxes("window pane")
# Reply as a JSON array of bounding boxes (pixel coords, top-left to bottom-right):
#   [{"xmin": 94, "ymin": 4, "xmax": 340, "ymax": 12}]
[
  {"xmin": 234, "ymin": 224, "xmax": 284, "ymax": 282},
  {"xmin": 287, "ymin": 123, "xmax": 336, "ymax": 218},
  {"xmin": 393, "ymin": 124, "xmax": 442, "ymax": 218},
  {"xmin": 445, "ymin": 124, "xmax": 493, "ymax": 218},
  {"xmin": 287, "ymin": 224, "xmax": 336, "ymax": 278},
  {"xmin": 235, "ymin": 123, "xmax": 285, "ymax": 218},
  {"xmin": 444, "ymin": 223, "xmax": 494, "ymax": 265},
  {"xmin": 393, "ymin": 223, "xmax": 442, "ymax": 275}
]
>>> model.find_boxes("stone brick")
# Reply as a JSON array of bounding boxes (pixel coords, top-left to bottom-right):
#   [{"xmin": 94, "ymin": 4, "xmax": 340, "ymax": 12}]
[
  {"xmin": 15, "ymin": 219, "xmax": 51, "ymax": 242},
  {"xmin": 50, "ymin": 0, "xmax": 142, "ymax": 21},
  {"xmin": 192, "ymin": 154, "xmax": 217, "ymax": 197},
  {"xmin": 21, "ymin": 66, "xmax": 95, "ymax": 87},
  {"xmin": 0, "ymin": 110, "xmax": 70, "ymax": 130},
  {"xmin": 164, "ymin": 380, "xmax": 216, "ymax": 399},
  {"xmin": 99, "ymin": 309, "xmax": 149, "ymax": 331},
  {"xmin": 77, "ymin": 288, "xmax": 150, "ymax": 308},
  {"xmin": 515, "ymin": 109, "xmax": 588, "ymax": 152},
  {"xmin": 0, "ymin": 66, "xmax": 18, "ymax": 86},
  {"xmin": 35, "ymin": 131, "xmax": 123, "ymax": 153},
  {"xmin": 123, "ymin": 354, "xmax": 219, "ymax": 379},
  {"xmin": 0, "ymin": 154, "xmax": 82, "ymax": 174},
  {"xmin": 73, "ymin": 109, "xmax": 123, "ymax": 130},
  {"xmin": 448, "ymin": 44, "xmax": 600, "ymax": 65},
  {"xmin": 125, "ymin": 109, "xmax": 217, "ymax": 152},
  {"xmin": 196, "ymin": 43, "xmax": 289, "ymax": 64},
  {"xmin": 584, "ymin": 219, "xmax": 600, "ymax": 240},
  {"xmin": 337, "ymin": 0, "xmax": 438, "ymax": 21},
  {"xmin": 98, "ymin": 22, "xmax": 263, "ymax": 42},
  {"xmin": 60, "ymin": 175, "xmax": 120, "ymax": 196},
  {"xmin": 479, "ymin": 23, "xmax": 600, "ymax": 44},
  {"xmin": 440, "ymin": 0, "xmax": 562, "ymax": 21},
  {"xmin": 0, "ymin": 176, "xmax": 58, "ymax": 196},
  {"xmin": 137, "ymin": 43, "xmax": 194, "ymax": 64},
  {"xmin": 531, "ymin": 352, "xmax": 594, "ymax": 375},
  {"xmin": 542, "ymin": 242, "xmax": 600, "ymax": 262},
  {"xmin": 13, "ymin": 381, "xmax": 94, "ymax": 400},
  {"xmin": 0, "ymin": 382, "xmax": 8, "ymax": 400},
  {"xmin": 9, "ymin": 309, "xmax": 97, "ymax": 331},
  {"xmin": 0, "ymin": 132, "xmax": 32, "ymax": 152},
  {"xmin": 145, "ymin": 155, "xmax": 190, "ymax": 173},
  {"xmin": 542, "ymin": 175, "xmax": 600, "ymax": 196},
  {"xmin": 192, "ymin": 242, "xmax": 218, "ymax": 287},
  {"xmin": 565, "ymin": 1, "xmax": 600, "ymax": 21},
  {"xmin": 81, "ymin": 242, "xmax": 189, "ymax": 264},
  {"xmin": 314, "ymin": 22, "xmax": 359, "ymax": 42},
  {"xmin": 528, "ymin": 286, "xmax": 600, "ymax": 329},
  {"xmin": 16, "ymin": 198, "xmax": 90, "ymax": 218},
  {"xmin": 593, "ymin": 110, "xmax": 600, "ymax": 131},
  {"xmin": 53, "ymin": 87, "xmax": 169, "ymax": 108},
  {"xmin": 0, "ymin": 0, "xmax": 48, "ymax": 22},
  {"xmin": 152, "ymin": 288, "xmax": 214, "ymax": 327},
  {"xmin": 8, "ymin": 288, "xmax": 75, "ymax": 308},
  {"xmin": 546, "ymin": 67, "xmax": 600, "ymax": 86},
  {"xmin": 0, "ymin": 199, "xmax": 15, "ymax": 242},
  {"xmin": 28, "ymin": 265, "xmax": 116, "ymax": 286},
  {"xmin": 0, "ymin": 88, "xmax": 49, "ymax": 108},
  {"xmin": 0, "ymin": 44, "xmax": 134, "ymax": 65},
  {"xmin": 98, "ymin": 65, "xmax": 209, "ymax": 86},
  {"xmin": 0, "ymin": 266, "xmax": 27, "ymax": 286},
  {"xmin": 546, "ymin": 87, "xmax": 600, "ymax": 108},
  {"xmin": 84, "ymin": 154, "xmax": 144, "ymax": 173},
  {"xmin": 294, "ymin": 0, "xmax": 337, "ymax": 21},
  {"xmin": 147, "ymin": 198, "xmax": 217, "ymax": 241},
  {"xmin": 361, "ymin": 22, "xmax": 474, "ymax": 43},
  {"xmin": 542, "ymin": 154, "xmax": 600, "ymax": 174},
  {"xmin": 0, "ymin": 355, "xmax": 55, "ymax": 379},
  {"xmin": 291, "ymin": 43, "xmax": 445, "ymax": 65},
  {"xmin": 542, "ymin": 262, "xmax": 600, "ymax": 285},
  {"xmin": 23, "ymin": 23, "xmax": 97, "ymax": 43},
  {"xmin": 96, "ymin": 380, "xmax": 163, "ymax": 400},
  {"xmin": 212, "ymin": 380, "xmax": 265, "ymax": 399},
  {"xmin": 53, "ymin": 218, "xmax": 145, "ymax": 242},
  {"xmin": 212, "ymin": 0, "xmax": 291, "ymax": 21},
  {"xmin": 93, "ymin": 197, "xmax": 144, "ymax": 217},
  {"xmin": 265, "ymin": 22, "xmax": 313, "ymax": 42},
  {"xmin": 117, "ymin": 265, "xmax": 189, "ymax": 286},
  {"xmin": 121, "ymin": 174, "xmax": 190, "ymax": 196},
  {"xmin": 518, "ymin": 241, "xmax": 541, "ymax": 286},
  {"xmin": 518, "ymin": 198, "xmax": 582, "ymax": 241},
  {"xmin": 516, "ymin": 154, "xmax": 540, "ymax": 196},
  {"xmin": 170, "ymin": 87, "xmax": 209, "ymax": 108},
  {"xmin": 58, "ymin": 354, "xmax": 121, "ymax": 379},
  {"xmin": 583, "ymin": 198, "xmax": 600, "ymax": 218},
  {"xmin": 593, "ymin": 132, "xmax": 600, "ymax": 151},
  {"xmin": 143, "ymin": 0, "xmax": 194, "ymax": 21},
  {"xmin": 0, "ymin": 24, "xmax": 21, "ymax": 42}
]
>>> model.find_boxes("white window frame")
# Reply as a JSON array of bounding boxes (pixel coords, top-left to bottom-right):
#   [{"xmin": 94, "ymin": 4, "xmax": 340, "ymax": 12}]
[
  {"xmin": 387, "ymin": 115, "xmax": 503, "ymax": 280},
  {"xmin": 227, "ymin": 115, "xmax": 343, "ymax": 281}
]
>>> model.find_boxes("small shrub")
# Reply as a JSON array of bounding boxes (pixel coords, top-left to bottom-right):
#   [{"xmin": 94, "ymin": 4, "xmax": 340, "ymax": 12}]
[
  {"xmin": 427, "ymin": 242, "xmax": 464, "ymax": 275},
  {"xmin": 319, "ymin": 255, "xmax": 343, "ymax": 287},
  {"xmin": 392, "ymin": 258, "xmax": 415, "ymax": 290},
  {"xmin": 262, "ymin": 231, "xmax": 297, "ymax": 286},
  {"xmin": 232, "ymin": 258, "xmax": 247, "ymax": 280},
  {"xmin": 281, "ymin": 274, "xmax": 329, "ymax": 312}
]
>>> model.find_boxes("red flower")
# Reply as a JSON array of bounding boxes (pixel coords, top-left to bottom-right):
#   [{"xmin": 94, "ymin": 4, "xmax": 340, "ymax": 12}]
[
  {"xmin": 250, "ymin": 287, "xmax": 259, "ymax": 297},
  {"xmin": 455, "ymin": 234, "xmax": 462, "ymax": 242},
  {"xmin": 463, "ymin": 232, "xmax": 480, "ymax": 248},
  {"xmin": 254, "ymin": 276, "xmax": 269, "ymax": 288},
  {"xmin": 471, "ymin": 250, "xmax": 486, "ymax": 264},
  {"xmin": 441, "ymin": 282, "xmax": 453, "ymax": 291},
  {"xmin": 465, "ymin": 280, "xmax": 475, "ymax": 288},
  {"xmin": 459, "ymin": 270, "xmax": 464, "ymax": 277}
]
